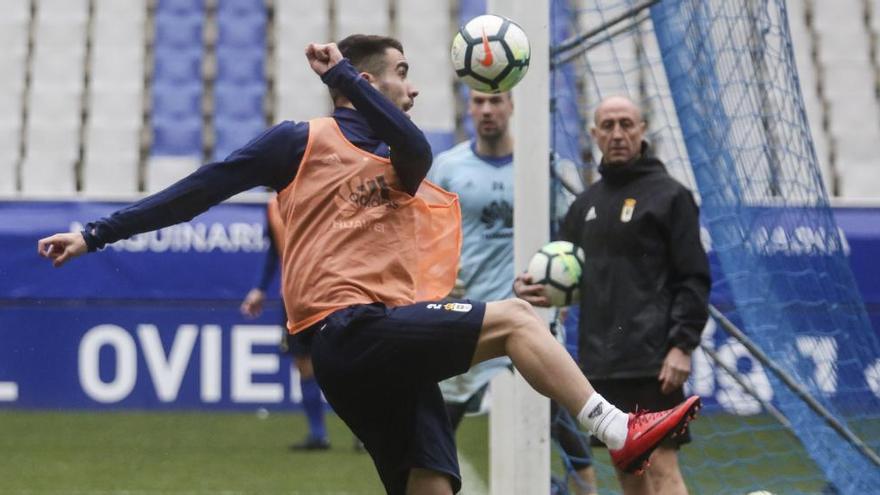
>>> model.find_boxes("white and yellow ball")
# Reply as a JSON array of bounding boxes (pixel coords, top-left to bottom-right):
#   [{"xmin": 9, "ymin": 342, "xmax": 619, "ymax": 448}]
[{"xmin": 526, "ymin": 241, "xmax": 584, "ymax": 307}]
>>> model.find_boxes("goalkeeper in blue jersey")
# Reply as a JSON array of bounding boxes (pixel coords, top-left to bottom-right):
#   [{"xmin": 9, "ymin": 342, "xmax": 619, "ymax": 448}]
[{"xmin": 430, "ymin": 90, "xmax": 598, "ymax": 495}]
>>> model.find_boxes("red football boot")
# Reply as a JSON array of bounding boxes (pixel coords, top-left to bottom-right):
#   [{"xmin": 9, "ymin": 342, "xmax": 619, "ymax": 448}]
[{"xmin": 609, "ymin": 395, "xmax": 701, "ymax": 474}]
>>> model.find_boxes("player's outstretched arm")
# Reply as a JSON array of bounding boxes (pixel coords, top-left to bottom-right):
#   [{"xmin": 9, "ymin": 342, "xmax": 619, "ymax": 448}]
[{"xmin": 37, "ymin": 232, "xmax": 88, "ymax": 268}]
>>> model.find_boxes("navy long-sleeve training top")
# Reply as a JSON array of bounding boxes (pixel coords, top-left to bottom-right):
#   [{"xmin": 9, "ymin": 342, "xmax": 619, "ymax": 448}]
[{"xmin": 82, "ymin": 59, "xmax": 432, "ymax": 251}]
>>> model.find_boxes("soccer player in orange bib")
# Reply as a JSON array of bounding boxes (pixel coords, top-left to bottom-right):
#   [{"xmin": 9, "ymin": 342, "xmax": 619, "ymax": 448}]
[{"xmin": 38, "ymin": 35, "xmax": 701, "ymax": 495}]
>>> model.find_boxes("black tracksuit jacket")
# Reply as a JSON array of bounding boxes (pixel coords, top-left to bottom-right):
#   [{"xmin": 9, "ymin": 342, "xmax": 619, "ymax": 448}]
[{"xmin": 560, "ymin": 149, "xmax": 711, "ymax": 380}]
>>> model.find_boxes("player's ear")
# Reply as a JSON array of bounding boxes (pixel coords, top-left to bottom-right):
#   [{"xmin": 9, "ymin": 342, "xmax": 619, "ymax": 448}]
[{"xmin": 359, "ymin": 71, "xmax": 376, "ymax": 83}]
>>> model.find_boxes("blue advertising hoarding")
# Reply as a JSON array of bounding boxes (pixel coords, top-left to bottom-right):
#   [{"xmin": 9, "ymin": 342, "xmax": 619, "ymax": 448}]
[{"xmin": 0, "ymin": 200, "xmax": 878, "ymax": 412}]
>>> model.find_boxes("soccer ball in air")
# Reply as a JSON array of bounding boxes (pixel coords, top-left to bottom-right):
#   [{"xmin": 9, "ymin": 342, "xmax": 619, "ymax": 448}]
[
  {"xmin": 526, "ymin": 241, "xmax": 584, "ymax": 307},
  {"xmin": 451, "ymin": 14, "xmax": 531, "ymax": 93}
]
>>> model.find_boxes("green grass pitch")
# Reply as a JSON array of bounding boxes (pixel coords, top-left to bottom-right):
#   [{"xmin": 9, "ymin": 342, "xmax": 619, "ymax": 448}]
[{"xmin": 0, "ymin": 410, "xmax": 833, "ymax": 494}]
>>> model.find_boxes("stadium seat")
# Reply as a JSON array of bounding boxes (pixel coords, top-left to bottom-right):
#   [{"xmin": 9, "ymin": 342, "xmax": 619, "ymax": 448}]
[
  {"xmin": 212, "ymin": 116, "xmax": 266, "ymax": 161},
  {"xmin": 811, "ymin": 0, "xmax": 864, "ymax": 32},
  {"xmin": 215, "ymin": 48, "xmax": 264, "ymax": 85},
  {"xmin": 839, "ymin": 163, "xmax": 877, "ymax": 198},
  {"xmin": 0, "ymin": 124, "xmax": 20, "ymax": 193},
  {"xmin": 157, "ymin": 0, "xmax": 203, "ymax": 15},
  {"xmin": 5, "ymin": 0, "xmax": 30, "ymax": 19},
  {"xmin": 0, "ymin": 19, "xmax": 29, "ymax": 56},
  {"xmin": 395, "ymin": 0, "xmax": 453, "ymax": 132},
  {"xmin": 835, "ymin": 131, "xmax": 876, "ymax": 166},
  {"xmin": 84, "ymin": 125, "xmax": 141, "ymax": 163},
  {"xmin": 82, "ymin": 125, "xmax": 141, "ymax": 194},
  {"xmin": 152, "ymin": 49, "xmax": 203, "ymax": 84},
  {"xmin": 146, "ymin": 155, "xmax": 201, "ymax": 192},
  {"xmin": 152, "ymin": 83, "xmax": 202, "ymax": 119},
  {"xmin": 274, "ymin": 0, "xmax": 329, "ymax": 89},
  {"xmin": 151, "ymin": 115, "xmax": 202, "ymax": 156},
  {"xmin": 275, "ymin": 88, "xmax": 331, "ymax": 122},
  {"xmin": 90, "ymin": 45, "xmax": 146, "ymax": 91},
  {"xmin": 154, "ymin": 13, "xmax": 203, "ymax": 49},
  {"xmin": 27, "ymin": 88, "xmax": 82, "ymax": 127},
  {"xmin": 816, "ymin": 31, "xmax": 871, "ymax": 66},
  {"xmin": 871, "ymin": 3, "xmax": 880, "ymax": 32},
  {"xmin": 0, "ymin": 87, "xmax": 24, "ymax": 126},
  {"xmin": 33, "ymin": 17, "xmax": 88, "ymax": 48},
  {"xmin": 20, "ymin": 123, "xmax": 79, "ymax": 194},
  {"xmin": 336, "ymin": 0, "xmax": 390, "ymax": 37},
  {"xmin": 213, "ymin": 83, "xmax": 264, "ymax": 119},
  {"xmin": 89, "ymin": 88, "xmax": 144, "ymax": 127},
  {"xmin": 216, "ymin": 12, "xmax": 266, "ymax": 49},
  {"xmin": 20, "ymin": 151, "xmax": 77, "ymax": 194},
  {"xmin": 25, "ymin": 123, "xmax": 80, "ymax": 157},
  {"xmin": 94, "ymin": 0, "xmax": 147, "ymax": 24},
  {"xmin": 35, "ymin": 0, "xmax": 89, "ymax": 22},
  {"xmin": 218, "ymin": 0, "xmax": 263, "ymax": 15},
  {"xmin": 93, "ymin": 17, "xmax": 147, "ymax": 46},
  {"xmin": 82, "ymin": 155, "xmax": 140, "ymax": 195},
  {"xmin": 30, "ymin": 48, "xmax": 87, "ymax": 92}
]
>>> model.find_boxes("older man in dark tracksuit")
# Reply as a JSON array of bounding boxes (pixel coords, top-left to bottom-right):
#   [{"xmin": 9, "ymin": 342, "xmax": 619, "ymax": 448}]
[{"xmin": 517, "ymin": 95, "xmax": 710, "ymax": 495}]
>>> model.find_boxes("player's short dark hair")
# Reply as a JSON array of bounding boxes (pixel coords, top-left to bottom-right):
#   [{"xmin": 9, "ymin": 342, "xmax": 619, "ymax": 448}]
[{"xmin": 329, "ymin": 34, "xmax": 404, "ymax": 103}]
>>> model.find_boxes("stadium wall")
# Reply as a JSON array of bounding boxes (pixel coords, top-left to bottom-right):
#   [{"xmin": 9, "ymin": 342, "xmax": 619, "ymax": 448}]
[{"xmin": 1, "ymin": 201, "xmax": 878, "ymax": 411}]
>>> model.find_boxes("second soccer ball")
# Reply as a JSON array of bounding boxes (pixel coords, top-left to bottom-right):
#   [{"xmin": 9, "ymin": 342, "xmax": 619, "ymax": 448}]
[{"xmin": 526, "ymin": 241, "xmax": 584, "ymax": 307}]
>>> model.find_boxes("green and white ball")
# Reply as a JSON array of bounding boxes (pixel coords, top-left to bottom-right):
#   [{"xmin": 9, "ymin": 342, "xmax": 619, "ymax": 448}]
[
  {"xmin": 527, "ymin": 241, "xmax": 584, "ymax": 307},
  {"xmin": 451, "ymin": 14, "xmax": 531, "ymax": 93}
]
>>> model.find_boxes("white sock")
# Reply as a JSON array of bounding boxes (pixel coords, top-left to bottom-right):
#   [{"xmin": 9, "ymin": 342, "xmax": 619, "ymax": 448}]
[{"xmin": 577, "ymin": 392, "xmax": 629, "ymax": 450}]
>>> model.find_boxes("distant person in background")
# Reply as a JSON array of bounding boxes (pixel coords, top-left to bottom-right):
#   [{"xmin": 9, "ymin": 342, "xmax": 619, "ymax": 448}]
[
  {"xmin": 516, "ymin": 95, "xmax": 710, "ymax": 495},
  {"xmin": 431, "ymin": 90, "xmax": 598, "ymax": 495},
  {"xmin": 240, "ymin": 196, "xmax": 330, "ymax": 451}
]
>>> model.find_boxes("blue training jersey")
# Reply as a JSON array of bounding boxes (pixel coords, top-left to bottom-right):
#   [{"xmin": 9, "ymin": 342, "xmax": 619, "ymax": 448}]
[
  {"xmin": 430, "ymin": 140, "xmax": 515, "ymax": 404},
  {"xmin": 431, "ymin": 141, "xmax": 575, "ymax": 404},
  {"xmin": 429, "ymin": 140, "xmax": 515, "ymax": 302}
]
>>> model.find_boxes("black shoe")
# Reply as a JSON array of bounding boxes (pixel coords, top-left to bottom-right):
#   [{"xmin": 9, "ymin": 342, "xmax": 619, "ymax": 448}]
[{"xmin": 289, "ymin": 437, "xmax": 331, "ymax": 451}]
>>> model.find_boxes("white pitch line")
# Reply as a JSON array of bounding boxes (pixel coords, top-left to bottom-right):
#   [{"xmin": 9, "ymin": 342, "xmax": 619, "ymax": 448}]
[{"xmin": 458, "ymin": 452, "xmax": 488, "ymax": 495}]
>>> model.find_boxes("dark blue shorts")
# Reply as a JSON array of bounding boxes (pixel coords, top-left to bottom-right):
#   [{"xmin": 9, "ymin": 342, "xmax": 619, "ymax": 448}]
[
  {"xmin": 310, "ymin": 300, "xmax": 486, "ymax": 495},
  {"xmin": 285, "ymin": 328, "xmax": 313, "ymax": 358}
]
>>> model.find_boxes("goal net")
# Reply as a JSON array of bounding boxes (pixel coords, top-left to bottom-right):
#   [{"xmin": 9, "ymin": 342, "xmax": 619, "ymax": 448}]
[{"xmin": 546, "ymin": 0, "xmax": 880, "ymax": 493}]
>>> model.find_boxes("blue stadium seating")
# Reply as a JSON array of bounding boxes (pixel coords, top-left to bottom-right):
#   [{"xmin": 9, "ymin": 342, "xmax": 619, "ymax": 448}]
[
  {"xmin": 218, "ymin": 0, "xmax": 262, "ymax": 15},
  {"xmin": 152, "ymin": 83, "xmax": 202, "ymax": 118},
  {"xmin": 152, "ymin": 115, "xmax": 203, "ymax": 156},
  {"xmin": 152, "ymin": 49, "xmax": 202, "ymax": 84},
  {"xmin": 154, "ymin": 13, "xmax": 203, "ymax": 49},
  {"xmin": 216, "ymin": 13, "xmax": 265, "ymax": 49},
  {"xmin": 150, "ymin": 0, "xmax": 205, "ymax": 159},
  {"xmin": 213, "ymin": 83, "xmax": 263, "ymax": 119},
  {"xmin": 215, "ymin": 48, "xmax": 264, "ymax": 84},
  {"xmin": 158, "ymin": 0, "xmax": 203, "ymax": 15},
  {"xmin": 212, "ymin": 115, "xmax": 266, "ymax": 161}
]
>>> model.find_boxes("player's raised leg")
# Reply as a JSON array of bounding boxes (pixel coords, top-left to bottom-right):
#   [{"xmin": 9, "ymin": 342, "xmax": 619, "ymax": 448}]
[
  {"xmin": 472, "ymin": 298, "xmax": 593, "ymax": 413},
  {"xmin": 473, "ymin": 298, "xmax": 701, "ymax": 473}
]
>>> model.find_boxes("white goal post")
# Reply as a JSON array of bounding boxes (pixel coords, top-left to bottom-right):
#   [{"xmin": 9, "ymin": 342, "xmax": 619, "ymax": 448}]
[{"xmin": 487, "ymin": 1, "xmax": 552, "ymax": 494}]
